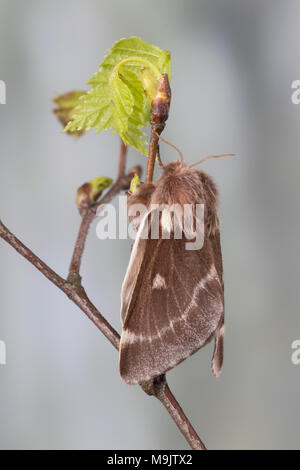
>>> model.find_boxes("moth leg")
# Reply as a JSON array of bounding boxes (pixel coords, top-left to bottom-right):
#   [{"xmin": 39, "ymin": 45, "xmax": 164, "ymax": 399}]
[{"xmin": 211, "ymin": 323, "xmax": 224, "ymax": 378}]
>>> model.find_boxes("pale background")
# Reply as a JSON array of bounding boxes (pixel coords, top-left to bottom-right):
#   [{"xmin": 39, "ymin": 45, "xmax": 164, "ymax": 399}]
[{"xmin": 0, "ymin": 0, "xmax": 300, "ymax": 450}]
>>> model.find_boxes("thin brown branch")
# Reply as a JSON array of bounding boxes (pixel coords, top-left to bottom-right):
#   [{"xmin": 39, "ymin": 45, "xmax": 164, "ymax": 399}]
[
  {"xmin": 146, "ymin": 73, "xmax": 171, "ymax": 183},
  {"xmin": 68, "ymin": 210, "xmax": 94, "ymax": 284},
  {"xmin": 0, "ymin": 217, "xmax": 206, "ymax": 450},
  {"xmin": 0, "ymin": 220, "xmax": 68, "ymax": 292},
  {"xmin": 160, "ymin": 383, "xmax": 206, "ymax": 450},
  {"xmin": 148, "ymin": 376, "xmax": 207, "ymax": 450},
  {"xmin": 0, "ymin": 219, "xmax": 120, "ymax": 349},
  {"xmin": 118, "ymin": 138, "xmax": 127, "ymax": 179},
  {"xmin": 145, "ymin": 122, "xmax": 165, "ymax": 183},
  {"xmin": 156, "ymin": 143, "xmax": 164, "ymax": 169},
  {"xmin": 68, "ymin": 179, "xmax": 127, "ymax": 283},
  {"xmin": 68, "ymin": 141, "xmax": 129, "ymax": 284}
]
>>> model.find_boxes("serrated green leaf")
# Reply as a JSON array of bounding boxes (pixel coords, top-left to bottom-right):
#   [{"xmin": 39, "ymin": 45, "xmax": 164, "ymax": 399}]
[
  {"xmin": 120, "ymin": 70, "xmax": 145, "ymax": 112},
  {"xmin": 111, "ymin": 37, "xmax": 167, "ymax": 70},
  {"xmin": 63, "ymin": 36, "xmax": 171, "ymax": 155},
  {"xmin": 121, "ymin": 119, "xmax": 148, "ymax": 156},
  {"xmin": 65, "ymin": 86, "xmax": 111, "ymax": 133},
  {"xmin": 109, "ymin": 71, "xmax": 134, "ymax": 133}
]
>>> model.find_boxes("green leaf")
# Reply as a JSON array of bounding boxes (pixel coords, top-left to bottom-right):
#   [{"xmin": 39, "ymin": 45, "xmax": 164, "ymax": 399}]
[
  {"xmin": 90, "ymin": 176, "xmax": 113, "ymax": 198},
  {"xmin": 129, "ymin": 173, "xmax": 141, "ymax": 194},
  {"xmin": 123, "ymin": 119, "xmax": 148, "ymax": 155},
  {"xmin": 109, "ymin": 71, "xmax": 134, "ymax": 134},
  {"xmin": 64, "ymin": 36, "xmax": 171, "ymax": 155},
  {"xmin": 158, "ymin": 49, "xmax": 172, "ymax": 79},
  {"xmin": 76, "ymin": 176, "xmax": 113, "ymax": 209},
  {"xmin": 65, "ymin": 86, "xmax": 111, "ymax": 133}
]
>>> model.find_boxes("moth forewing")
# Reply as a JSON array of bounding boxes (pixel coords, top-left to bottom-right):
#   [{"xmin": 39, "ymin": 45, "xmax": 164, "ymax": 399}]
[
  {"xmin": 121, "ymin": 208, "xmax": 152, "ymax": 324},
  {"xmin": 211, "ymin": 323, "xmax": 225, "ymax": 378}
]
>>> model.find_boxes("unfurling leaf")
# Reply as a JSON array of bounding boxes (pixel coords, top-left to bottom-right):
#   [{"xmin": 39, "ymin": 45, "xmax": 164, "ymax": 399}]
[
  {"xmin": 64, "ymin": 37, "xmax": 171, "ymax": 155},
  {"xmin": 53, "ymin": 91, "xmax": 86, "ymax": 137},
  {"xmin": 140, "ymin": 67, "xmax": 159, "ymax": 104},
  {"xmin": 129, "ymin": 173, "xmax": 141, "ymax": 194},
  {"xmin": 76, "ymin": 176, "xmax": 113, "ymax": 208},
  {"xmin": 90, "ymin": 176, "xmax": 113, "ymax": 199}
]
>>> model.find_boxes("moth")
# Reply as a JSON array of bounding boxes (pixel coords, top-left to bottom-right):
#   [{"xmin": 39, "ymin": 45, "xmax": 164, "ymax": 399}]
[{"xmin": 120, "ymin": 141, "xmax": 232, "ymax": 385}]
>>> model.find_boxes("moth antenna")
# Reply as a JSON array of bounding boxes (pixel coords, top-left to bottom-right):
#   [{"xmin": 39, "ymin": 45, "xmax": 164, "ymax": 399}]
[
  {"xmin": 156, "ymin": 144, "xmax": 165, "ymax": 169},
  {"xmin": 190, "ymin": 153, "xmax": 235, "ymax": 168},
  {"xmin": 154, "ymin": 131, "xmax": 184, "ymax": 163}
]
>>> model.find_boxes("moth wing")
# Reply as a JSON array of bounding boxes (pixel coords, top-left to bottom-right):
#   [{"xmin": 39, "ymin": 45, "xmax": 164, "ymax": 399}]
[
  {"xmin": 120, "ymin": 210, "xmax": 150, "ymax": 325},
  {"xmin": 211, "ymin": 321, "xmax": 224, "ymax": 377},
  {"xmin": 210, "ymin": 229, "xmax": 225, "ymax": 378},
  {"xmin": 120, "ymin": 234, "xmax": 224, "ymax": 385},
  {"xmin": 197, "ymin": 170, "xmax": 225, "ymax": 377}
]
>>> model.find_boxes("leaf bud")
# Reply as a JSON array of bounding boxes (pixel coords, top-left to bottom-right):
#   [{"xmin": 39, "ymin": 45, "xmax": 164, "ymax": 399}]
[{"xmin": 76, "ymin": 176, "xmax": 113, "ymax": 208}]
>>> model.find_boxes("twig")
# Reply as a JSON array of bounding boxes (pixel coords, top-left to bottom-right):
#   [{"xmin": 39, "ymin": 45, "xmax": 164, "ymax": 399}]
[
  {"xmin": 0, "ymin": 219, "xmax": 120, "ymax": 349},
  {"xmin": 68, "ymin": 139, "xmax": 129, "ymax": 285},
  {"xmin": 68, "ymin": 211, "xmax": 94, "ymax": 284},
  {"xmin": 156, "ymin": 144, "xmax": 164, "ymax": 169},
  {"xmin": 146, "ymin": 73, "xmax": 171, "ymax": 183},
  {"xmin": 118, "ymin": 139, "xmax": 127, "ymax": 179},
  {"xmin": 0, "ymin": 218, "xmax": 206, "ymax": 449},
  {"xmin": 68, "ymin": 180, "xmax": 128, "ymax": 283},
  {"xmin": 146, "ymin": 122, "xmax": 165, "ymax": 183},
  {"xmin": 152, "ymin": 377, "xmax": 207, "ymax": 450}
]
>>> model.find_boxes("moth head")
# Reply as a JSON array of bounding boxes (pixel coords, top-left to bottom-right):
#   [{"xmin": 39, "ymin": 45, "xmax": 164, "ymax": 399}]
[
  {"xmin": 161, "ymin": 160, "xmax": 186, "ymax": 175},
  {"xmin": 153, "ymin": 161, "xmax": 204, "ymax": 208}
]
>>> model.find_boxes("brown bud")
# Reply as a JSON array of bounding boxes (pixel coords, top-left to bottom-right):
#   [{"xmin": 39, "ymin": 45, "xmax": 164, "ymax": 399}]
[
  {"xmin": 76, "ymin": 176, "xmax": 113, "ymax": 209},
  {"xmin": 127, "ymin": 165, "xmax": 143, "ymax": 181},
  {"xmin": 76, "ymin": 183, "xmax": 93, "ymax": 209},
  {"xmin": 151, "ymin": 74, "xmax": 171, "ymax": 123}
]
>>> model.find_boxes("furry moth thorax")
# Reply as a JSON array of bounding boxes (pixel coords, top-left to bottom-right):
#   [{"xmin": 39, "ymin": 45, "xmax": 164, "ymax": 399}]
[{"xmin": 127, "ymin": 161, "xmax": 220, "ymax": 238}]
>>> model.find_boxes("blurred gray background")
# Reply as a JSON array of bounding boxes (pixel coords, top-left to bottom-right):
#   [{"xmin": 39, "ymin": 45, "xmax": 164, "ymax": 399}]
[{"xmin": 0, "ymin": 0, "xmax": 300, "ymax": 450}]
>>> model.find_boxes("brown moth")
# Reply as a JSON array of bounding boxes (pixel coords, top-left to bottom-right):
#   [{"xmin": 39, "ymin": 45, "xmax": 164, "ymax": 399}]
[{"xmin": 119, "ymin": 146, "xmax": 231, "ymax": 385}]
